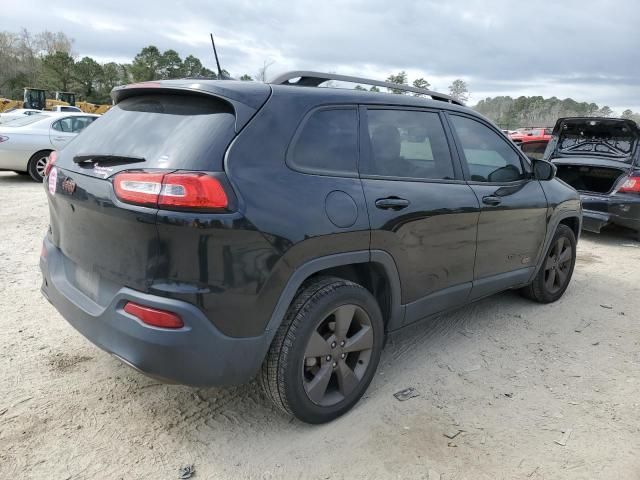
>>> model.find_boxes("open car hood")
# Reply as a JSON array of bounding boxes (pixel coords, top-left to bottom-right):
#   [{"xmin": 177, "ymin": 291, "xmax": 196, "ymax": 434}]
[{"xmin": 547, "ymin": 117, "xmax": 639, "ymax": 164}]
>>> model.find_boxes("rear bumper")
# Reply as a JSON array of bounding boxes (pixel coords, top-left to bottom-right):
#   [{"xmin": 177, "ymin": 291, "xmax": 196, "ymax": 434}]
[
  {"xmin": 580, "ymin": 192, "xmax": 640, "ymax": 234},
  {"xmin": 40, "ymin": 238, "xmax": 270, "ymax": 386}
]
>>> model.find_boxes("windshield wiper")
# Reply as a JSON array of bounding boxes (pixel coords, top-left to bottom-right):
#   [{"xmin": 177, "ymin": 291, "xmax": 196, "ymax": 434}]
[{"xmin": 73, "ymin": 154, "xmax": 145, "ymax": 166}]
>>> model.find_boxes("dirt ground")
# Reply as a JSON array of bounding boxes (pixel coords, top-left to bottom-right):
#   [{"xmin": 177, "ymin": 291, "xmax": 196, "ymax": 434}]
[{"xmin": 1, "ymin": 171, "xmax": 639, "ymax": 480}]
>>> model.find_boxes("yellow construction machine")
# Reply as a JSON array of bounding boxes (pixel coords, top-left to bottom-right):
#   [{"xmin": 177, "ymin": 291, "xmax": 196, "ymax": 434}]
[{"xmin": 0, "ymin": 88, "xmax": 111, "ymax": 114}]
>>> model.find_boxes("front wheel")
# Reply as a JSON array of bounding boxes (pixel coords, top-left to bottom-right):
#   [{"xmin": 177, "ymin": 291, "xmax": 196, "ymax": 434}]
[
  {"xmin": 261, "ymin": 277, "xmax": 384, "ymax": 424},
  {"xmin": 521, "ymin": 224, "xmax": 576, "ymax": 303}
]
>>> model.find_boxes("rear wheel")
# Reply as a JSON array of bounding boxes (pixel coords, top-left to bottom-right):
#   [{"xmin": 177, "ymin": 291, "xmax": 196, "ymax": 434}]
[
  {"xmin": 27, "ymin": 150, "xmax": 51, "ymax": 182},
  {"xmin": 521, "ymin": 224, "xmax": 576, "ymax": 303},
  {"xmin": 261, "ymin": 277, "xmax": 384, "ymax": 424}
]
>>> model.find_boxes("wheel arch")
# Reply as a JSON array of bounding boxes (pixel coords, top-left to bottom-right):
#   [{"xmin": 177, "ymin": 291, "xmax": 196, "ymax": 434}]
[
  {"xmin": 559, "ymin": 216, "xmax": 580, "ymax": 240},
  {"xmin": 530, "ymin": 210, "xmax": 582, "ymax": 280},
  {"xmin": 264, "ymin": 250, "xmax": 404, "ymax": 339}
]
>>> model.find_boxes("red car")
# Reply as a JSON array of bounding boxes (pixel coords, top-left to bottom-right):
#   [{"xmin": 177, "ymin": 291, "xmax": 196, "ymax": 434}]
[{"xmin": 509, "ymin": 127, "xmax": 553, "ymax": 144}]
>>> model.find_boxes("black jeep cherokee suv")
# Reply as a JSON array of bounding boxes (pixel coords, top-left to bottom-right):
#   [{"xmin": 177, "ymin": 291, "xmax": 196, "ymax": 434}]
[{"xmin": 40, "ymin": 72, "xmax": 581, "ymax": 424}]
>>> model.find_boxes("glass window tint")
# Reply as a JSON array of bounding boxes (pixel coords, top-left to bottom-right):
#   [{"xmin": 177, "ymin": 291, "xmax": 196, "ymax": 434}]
[
  {"xmin": 289, "ymin": 108, "xmax": 358, "ymax": 175},
  {"xmin": 52, "ymin": 117, "xmax": 74, "ymax": 132},
  {"xmin": 71, "ymin": 116, "xmax": 96, "ymax": 133},
  {"xmin": 364, "ymin": 109, "xmax": 455, "ymax": 180},
  {"xmin": 450, "ymin": 115, "xmax": 525, "ymax": 183},
  {"xmin": 520, "ymin": 141, "xmax": 548, "ymax": 160},
  {"xmin": 56, "ymin": 94, "xmax": 237, "ymax": 171}
]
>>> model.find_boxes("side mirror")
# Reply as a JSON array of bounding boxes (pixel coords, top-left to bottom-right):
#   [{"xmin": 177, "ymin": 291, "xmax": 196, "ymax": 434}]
[{"xmin": 533, "ymin": 159, "xmax": 556, "ymax": 181}]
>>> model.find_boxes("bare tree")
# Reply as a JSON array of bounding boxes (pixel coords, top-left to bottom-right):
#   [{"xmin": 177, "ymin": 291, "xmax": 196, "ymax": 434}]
[{"xmin": 256, "ymin": 59, "xmax": 275, "ymax": 83}]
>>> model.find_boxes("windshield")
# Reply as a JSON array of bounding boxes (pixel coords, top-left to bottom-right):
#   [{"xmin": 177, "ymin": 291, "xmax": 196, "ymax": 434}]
[{"xmin": 2, "ymin": 114, "xmax": 50, "ymax": 127}]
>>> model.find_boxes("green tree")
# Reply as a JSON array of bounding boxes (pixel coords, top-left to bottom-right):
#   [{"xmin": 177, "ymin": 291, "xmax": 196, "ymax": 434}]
[
  {"xmin": 239, "ymin": 74, "xmax": 253, "ymax": 81},
  {"xmin": 448, "ymin": 79, "xmax": 469, "ymax": 103},
  {"xmin": 182, "ymin": 55, "xmax": 206, "ymax": 77},
  {"xmin": 42, "ymin": 51, "xmax": 75, "ymax": 91},
  {"xmin": 130, "ymin": 45, "xmax": 162, "ymax": 81},
  {"xmin": 96, "ymin": 62, "xmax": 127, "ymax": 103},
  {"xmin": 412, "ymin": 77, "xmax": 430, "ymax": 96},
  {"xmin": 159, "ymin": 49, "xmax": 183, "ymax": 79},
  {"xmin": 621, "ymin": 109, "xmax": 634, "ymax": 119},
  {"xmin": 369, "ymin": 86, "xmax": 380, "ymax": 92},
  {"xmin": 386, "ymin": 71, "xmax": 408, "ymax": 94},
  {"xmin": 74, "ymin": 56, "xmax": 102, "ymax": 101},
  {"xmin": 354, "ymin": 84, "xmax": 366, "ymax": 91}
]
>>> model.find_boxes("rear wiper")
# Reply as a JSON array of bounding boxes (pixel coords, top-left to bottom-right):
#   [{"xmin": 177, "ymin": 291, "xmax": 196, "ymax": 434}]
[{"xmin": 73, "ymin": 154, "xmax": 145, "ymax": 166}]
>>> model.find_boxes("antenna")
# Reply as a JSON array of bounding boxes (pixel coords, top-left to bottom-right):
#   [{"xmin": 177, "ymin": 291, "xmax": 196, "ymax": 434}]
[{"xmin": 210, "ymin": 33, "xmax": 228, "ymax": 80}]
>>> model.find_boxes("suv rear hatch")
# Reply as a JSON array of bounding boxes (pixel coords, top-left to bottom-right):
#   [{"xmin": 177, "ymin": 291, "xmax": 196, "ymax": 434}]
[
  {"xmin": 547, "ymin": 117, "xmax": 639, "ymax": 194},
  {"xmin": 46, "ymin": 81, "xmax": 270, "ymax": 299}
]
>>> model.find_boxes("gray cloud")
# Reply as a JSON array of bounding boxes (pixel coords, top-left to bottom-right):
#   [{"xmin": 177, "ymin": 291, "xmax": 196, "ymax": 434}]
[{"xmin": 2, "ymin": 0, "xmax": 639, "ymax": 110}]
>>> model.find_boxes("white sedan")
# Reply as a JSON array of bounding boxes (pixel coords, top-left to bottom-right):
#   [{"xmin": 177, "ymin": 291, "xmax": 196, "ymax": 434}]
[{"xmin": 0, "ymin": 113, "xmax": 99, "ymax": 182}]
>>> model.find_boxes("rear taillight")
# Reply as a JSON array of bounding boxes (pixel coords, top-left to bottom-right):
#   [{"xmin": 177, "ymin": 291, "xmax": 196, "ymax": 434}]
[
  {"xmin": 159, "ymin": 173, "xmax": 228, "ymax": 209},
  {"xmin": 113, "ymin": 172, "xmax": 164, "ymax": 206},
  {"xmin": 123, "ymin": 302, "xmax": 184, "ymax": 329},
  {"xmin": 618, "ymin": 176, "xmax": 640, "ymax": 194},
  {"xmin": 113, "ymin": 171, "xmax": 229, "ymax": 209},
  {"xmin": 0, "ymin": 135, "xmax": 8, "ymax": 143},
  {"xmin": 44, "ymin": 151, "xmax": 57, "ymax": 176}
]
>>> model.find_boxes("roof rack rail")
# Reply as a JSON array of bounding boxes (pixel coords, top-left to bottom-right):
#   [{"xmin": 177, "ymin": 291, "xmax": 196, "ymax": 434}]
[{"xmin": 269, "ymin": 70, "xmax": 465, "ymax": 106}]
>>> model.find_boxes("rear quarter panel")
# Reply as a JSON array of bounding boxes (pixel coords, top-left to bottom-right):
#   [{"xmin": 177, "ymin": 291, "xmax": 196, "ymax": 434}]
[{"xmin": 218, "ymin": 89, "xmax": 371, "ymax": 336}]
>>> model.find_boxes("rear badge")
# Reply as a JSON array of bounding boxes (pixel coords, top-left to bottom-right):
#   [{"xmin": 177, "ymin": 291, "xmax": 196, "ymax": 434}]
[
  {"xmin": 48, "ymin": 167, "xmax": 58, "ymax": 195},
  {"xmin": 62, "ymin": 177, "xmax": 76, "ymax": 195}
]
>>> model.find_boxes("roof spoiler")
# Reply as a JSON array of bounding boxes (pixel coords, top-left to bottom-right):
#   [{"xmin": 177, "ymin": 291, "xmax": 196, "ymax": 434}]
[{"xmin": 270, "ymin": 70, "xmax": 465, "ymax": 106}]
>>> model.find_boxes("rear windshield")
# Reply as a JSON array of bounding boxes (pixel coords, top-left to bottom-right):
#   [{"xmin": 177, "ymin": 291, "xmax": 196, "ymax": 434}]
[
  {"xmin": 555, "ymin": 121, "xmax": 638, "ymax": 162},
  {"xmin": 58, "ymin": 93, "xmax": 236, "ymax": 171},
  {"xmin": 2, "ymin": 114, "xmax": 50, "ymax": 127}
]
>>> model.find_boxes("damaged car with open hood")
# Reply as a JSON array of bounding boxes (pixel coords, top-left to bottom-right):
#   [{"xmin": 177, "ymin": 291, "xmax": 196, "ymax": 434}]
[{"xmin": 546, "ymin": 117, "xmax": 640, "ymax": 240}]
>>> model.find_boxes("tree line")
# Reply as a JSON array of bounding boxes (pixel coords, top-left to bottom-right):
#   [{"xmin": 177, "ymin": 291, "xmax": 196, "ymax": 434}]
[
  {"xmin": 355, "ymin": 71, "xmax": 470, "ymax": 103},
  {"xmin": 1, "ymin": 28, "xmax": 639, "ymax": 125},
  {"xmin": 0, "ymin": 29, "xmax": 238, "ymax": 104},
  {"xmin": 474, "ymin": 96, "xmax": 640, "ymax": 128}
]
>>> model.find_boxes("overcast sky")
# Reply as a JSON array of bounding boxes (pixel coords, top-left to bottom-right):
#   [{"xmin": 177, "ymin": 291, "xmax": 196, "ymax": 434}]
[{"xmin": 3, "ymin": 0, "xmax": 640, "ymax": 111}]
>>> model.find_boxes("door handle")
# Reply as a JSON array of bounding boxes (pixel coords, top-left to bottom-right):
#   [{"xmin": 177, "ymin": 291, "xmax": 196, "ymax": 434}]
[
  {"xmin": 482, "ymin": 196, "xmax": 502, "ymax": 206},
  {"xmin": 375, "ymin": 197, "xmax": 410, "ymax": 210},
  {"xmin": 54, "ymin": 136, "xmax": 68, "ymax": 141}
]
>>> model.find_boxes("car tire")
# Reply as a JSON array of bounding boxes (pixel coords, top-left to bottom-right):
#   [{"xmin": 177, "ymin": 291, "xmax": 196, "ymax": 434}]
[
  {"xmin": 27, "ymin": 150, "xmax": 52, "ymax": 182},
  {"xmin": 261, "ymin": 276, "xmax": 384, "ymax": 424},
  {"xmin": 520, "ymin": 224, "xmax": 576, "ymax": 303}
]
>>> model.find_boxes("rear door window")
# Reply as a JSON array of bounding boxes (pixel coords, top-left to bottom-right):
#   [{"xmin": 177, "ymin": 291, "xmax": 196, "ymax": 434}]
[
  {"xmin": 57, "ymin": 93, "xmax": 237, "ymax": 172},
  {"xmin": 52, "ymin": 117, "xmax": 74, "ymax": 132},
  {"xmin": 363, "ymin": 109, "xmax": 455, "ymax": 180},
  {"xmin": 71, "ymin": 116, "xmax": 96, "ymax": 133},
  {"xmin": 288, "ymin": 107, "xmax": 358, "ymax": 176},
  {"xmin": 449, "ymin": 115, "xmax": 526, "ymax": 183}
]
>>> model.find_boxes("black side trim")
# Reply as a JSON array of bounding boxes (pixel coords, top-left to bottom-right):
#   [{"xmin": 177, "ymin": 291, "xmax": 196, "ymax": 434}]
[
  {"xmin": 403, "ymin": 282, "xmax": 471, "ymax": 328},
  {"xmin": 469, "ymin": 267, "xmax": 534, "ymax": 301}
]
